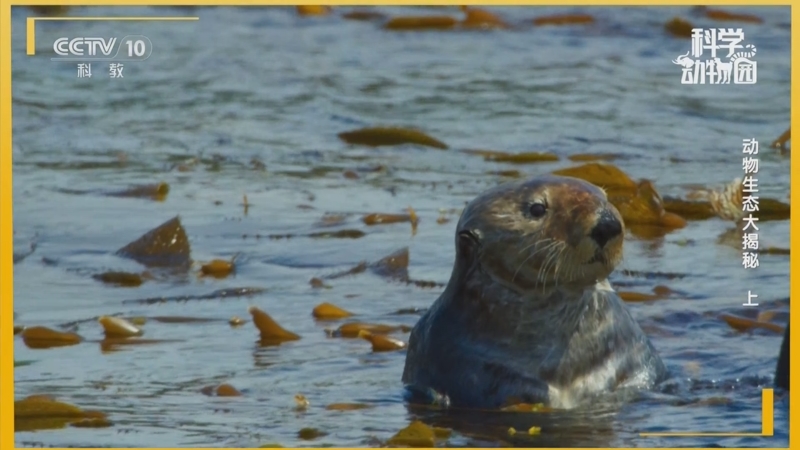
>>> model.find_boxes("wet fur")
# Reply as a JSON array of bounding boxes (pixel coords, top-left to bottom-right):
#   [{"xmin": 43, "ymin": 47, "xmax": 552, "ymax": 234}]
[{"xmin": 402, "ymin": 175, "xmax": 668, "ymax": 409}]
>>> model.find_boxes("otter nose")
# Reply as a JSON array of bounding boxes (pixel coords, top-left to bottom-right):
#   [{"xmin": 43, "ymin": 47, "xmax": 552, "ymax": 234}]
[{"xmin": 590, "ymin": 210, "xmax": 622, "ymax": 248}]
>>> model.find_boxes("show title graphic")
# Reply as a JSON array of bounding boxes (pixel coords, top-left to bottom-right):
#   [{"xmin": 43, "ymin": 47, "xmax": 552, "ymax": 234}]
[{"xmin": 673, "ymin": 28, "xmax": 757, "ymax": 85}]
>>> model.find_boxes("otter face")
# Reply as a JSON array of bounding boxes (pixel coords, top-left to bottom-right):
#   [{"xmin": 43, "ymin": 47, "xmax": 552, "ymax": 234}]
[{"xmin": 457, "ymin": 174, "xmax": 624, "ymax": 291}]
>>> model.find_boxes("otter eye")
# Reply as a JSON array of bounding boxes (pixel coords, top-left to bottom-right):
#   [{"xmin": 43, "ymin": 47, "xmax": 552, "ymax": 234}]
[{"xmin": 528, "ymin": 202, "xmax": 547, "ymax": 219}]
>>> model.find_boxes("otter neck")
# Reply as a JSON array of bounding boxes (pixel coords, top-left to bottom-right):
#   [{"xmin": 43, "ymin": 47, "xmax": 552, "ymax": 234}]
[{"xmin": 442, "ymin": 260, "xmax": 617, "ymax": 343}]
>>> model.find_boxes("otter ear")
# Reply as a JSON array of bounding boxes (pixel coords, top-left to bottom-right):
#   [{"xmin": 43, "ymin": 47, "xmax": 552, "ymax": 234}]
[{"xmin": 457, "ymin": 229, "xmax": 481, "ymax": 257}]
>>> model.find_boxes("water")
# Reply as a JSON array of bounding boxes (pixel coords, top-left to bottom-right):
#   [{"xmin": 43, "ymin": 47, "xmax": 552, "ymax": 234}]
[{"xmin": 11, "ymin": 5, "xmax": 790, "ymax": 448}]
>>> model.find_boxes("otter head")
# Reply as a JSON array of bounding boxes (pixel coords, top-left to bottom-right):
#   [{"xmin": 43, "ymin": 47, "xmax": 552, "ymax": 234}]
[{"xmin": 455, "ymin": 174, "xmax": 624, "ymax": 292}]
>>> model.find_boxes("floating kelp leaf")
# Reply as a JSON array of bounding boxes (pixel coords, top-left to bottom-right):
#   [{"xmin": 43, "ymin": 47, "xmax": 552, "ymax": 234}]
[
  {"xmin": 322, "ymin": 247, "xmax": 411, "ymax": 282},
  {"xmin": 760, "ymin": 198, "xmax": 791, "ymax": 221},
  {"xmin": 217, "ymin": 384, "xmax": 242, "ymax": 397},
  {"xmin": 330, "ymin": 322, "xmax": 410, "ymax": 338},
  {"xmin": 552, "ymin": 163, "xmax": 637, "ymax": 194},
  {"xmin": 722, "ymin": 302, "xmax": 787, "ymax": 321},
  {"xmin": 249, "ymin": 306, "xmax": 301, "ymax": 344},
  {"xmin": 36, "ymin": 159, "xmax": 130, "ymax": 171},
  {"xmin": 229, "ymin": 316, "xmax": 246, "ymax": 327},
  {"xmin": 92, "ymin": 271, "xmax": 144, "ymax": 287},
  {"xmin": 719, "ymin": 313, "xmax": 784, "ymax": 334},
  {"xmin": 298, "ymin": 427, "xmax": 327, "ymax": 440},
  {"xmin": 201, "ymin": 383, "xmax": 242, "ymax": 397},
  {"xmin": 22, "ymin": 394, "xmax": 57, "ymax": 402},
  {"xmin": 98, "ymin": 316, "xmax": 143, "ymax": 338},
  {"xmin": 757, "ymin": 310, "xmax": 779, "ymax": 323},
  {"xmin": 325, "ymin": 402, "xmax": 374, "ymax": 411},
  {"xmin": 15, "ymin": 396, "xmax": 108, "ymax": 432},
  {"xmin": 116, "ymin": 216, "xmax": 191, "ymax": 268},
  {"xmin": 460, "ymin": 6, "xmax": 508, "ymax": 29},
  {"xmin": 619, "ymin": 285, "xmax": 672, "ymax": 303},
  {"xmin": 16, "ymin": 417, "xmax": 74, "ymax": 432},
  {"xmin": 665, "ymin": 17, "xmax": 693, "ymax": 38},
  {"xmin": 312, "ymin": 303, "xmax": 354, "ymax": 320},
  {"xmin": 533, "ymin": 13, "xmax": 594, "ymax": 26},
  {"xmin": 408, "ymin": 206, "xmax": 419, "ymax": 235},
  {"xmin": 266, "ymin": 232, "xmax": 298, "ymax": 240},
  {"xmin": 384, "ymin": 15, "xmax": 458, "ymax": 31},
  {"xmin": 771, "ymin": 127, "xmax": 790, "ymax": 152},
  {"xmin": 58, "ymin": 313, "xmax": 126, "ymax": 330},
  {"xmin": 308, "ymin": 229, "xmax": 365, "ymax": 239},
  {"xmin": 487, "ymin": 152, "xmax": 558, "ymax": 164},
  {"xmin": 411, "ymin": 278, "xmax": 446, "ymax": 288},
  {"xmin": 568, "ymin": 153, "xmax": 620, "ymax": 162},
  {"xmin": 761, "ymin": 247, "xmax": 790, "ymax": 255},
  {"xmin": 200, "ymin": 257, "xmax": 236, "ymax": 278},
  {"xmin": 122, "ymin": 287, "xmax": 266, "ymax": 305},
  {"xmin": 296, "ymin": 5, "xmax": 331, "ymax": 16},
  {"xmin": 387, "ymin": 420, "xmax": 437, "ymax": 447},
  {"xmin": 372, "ymin": 247, "xmax": 410, "ymax": 279},
  {"xmin": 528, "ymin": 426, "xmax": 542, "ymax": 436},
  {"xmin": 99, "ymin": 338, "xmax": 180, "ymax": 353},
  {"xmin": 464, "ymin": 149, "xmax": 558, "ymax": 164},
  {"xmin": 70, "ymin": 418, "xmax": 113, "ymax": 428},
  {"xmin": 342, "ymin": 10, "xmax": 387, "ymax": 21},
  {"xmin": 358, "ymin": 330, "xmax": 407, "ymax": 352},
  {"xmin": 339, "ymin": 127, "xmax": 448, "ymax": 149},
  {"xmin": 653, "ymin": 285, "xmax": 673, "ymax": 295},
  {"xmin": 106, "ymin": 182, "xmax": 170, "ymax": 201},
  {"xmin": 325, "ymin": 262, "xmax": 368, "ymax": 280},
  {"xmin": 392, "ymin": 307, "xmax": 427, "ymax": 315},
  {"xmin": 343, "ymin": 170, "xmax": 359, "ymax": 180},
  {"xmin": 21, "ymin": 326, "xmax": 82, "ymax": 349},
  {"xmin": 310, "ymin": 277, "xmax": 332, "ymax": 289},
  {"xmin": 148, "ymin": 316, "xmax": 221, "ymax": 324},
  {"xmin": 19, "ymin": 395, "xmax": 106, "ymax": 419},
  {"xmin": 376, "ymin": 248, "xmax": 410, "ymax": 271},
  {"xmin": 356, "ymin": 163, "xmax": 388, "ymax": 174},
  {"xmin": 14, "ymin": 325, "xmax": 24, "ymax": 335},
  {"xmin": 704, "ymin": 8, "xmax": 763, "ymax": 23},
  {"xmin": 363, "ymin": 213, "xmax": 412, "ymax": 226},
  {"xmin": 14, "ymin": 360, "xmax": 36, "ymax": 367},
  {"xmin": 432, "ymin": 427, "xmax": 452, "ymax": 439},
  {"xmin": 488, "ymin": 169, "xmax": 522, "ymax": 178},
  {"xmin": 662, "ymin": 197, "xmax": 716, "ymax": 221},
  {"xmin": 611, "ymin": 180, "xmax": 687, "ymax": 229}
]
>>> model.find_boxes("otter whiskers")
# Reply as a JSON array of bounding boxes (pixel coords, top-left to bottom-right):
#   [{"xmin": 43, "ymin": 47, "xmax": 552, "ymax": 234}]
[{"xmin": 510, "ymin": 238, "xmax": 559, "ymax": 287}]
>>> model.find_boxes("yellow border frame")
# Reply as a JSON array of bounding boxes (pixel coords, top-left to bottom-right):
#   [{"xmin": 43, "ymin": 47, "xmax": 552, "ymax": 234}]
[{"xmin": 0, "ymin": 2, "xmax": 794, "ymax": 449}]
